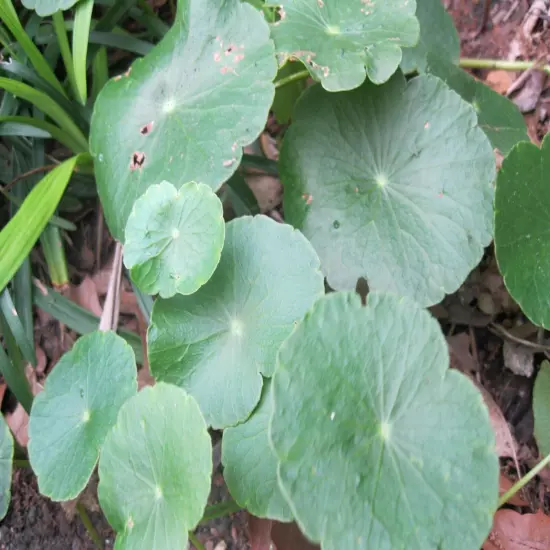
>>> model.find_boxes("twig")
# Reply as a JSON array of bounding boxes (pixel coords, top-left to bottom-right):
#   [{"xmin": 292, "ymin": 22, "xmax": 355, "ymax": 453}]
[
  {"xmin": 506, "ymin": 56, "xmax": 547, "ymax": 96},
  {"xmin": 459, "ymin": 57, "xmax": 550, "ymax": 76},
  {"xmin": 488, "ymin": 323, "xmax": 550, "ymax": 352},
  {"xmin": 188, "ymin": 531, "xmax": 206, "ymax": 550},
  {"xmin": 3, "ymin": 164, "xmax": 58, "ymax": 193},
  {"xmin": 76, "ymin": 502, "xmax": 103, "ymax": 550},
  {"xmin": 99, "ymin": 242, "xmax": 123, "ymax": 332}
]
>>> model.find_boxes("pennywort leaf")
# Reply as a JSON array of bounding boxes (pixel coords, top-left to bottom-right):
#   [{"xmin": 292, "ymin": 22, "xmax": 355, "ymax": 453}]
[{"xmin": 0, "ymin": 414, "xmax": 13, "ymax": 520}]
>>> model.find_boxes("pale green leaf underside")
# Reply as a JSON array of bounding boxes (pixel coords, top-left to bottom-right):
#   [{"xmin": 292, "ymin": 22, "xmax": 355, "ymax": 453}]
[
  {"xmin": 148, "ymin": 215, "xmax": 324, "ymax": 429},
  {"xmin": 21, "ymin": 0, "xmax": 77, "ymax": 16},
  {"xmin": 90, "ymin": 0, "xmax": 277, "ymax": 240},
  {"xmin": 28, "ymin": 331, "xmax": 137, "ymax": 501},
  {"xmin": 495, "ymin": 135, "xmax": 550, "ymax": 328},
  {"xmin": 98, "ymin": 383, "xmax": 211, "ymax": 550},
  {"xmin": 222, "ymin": 379, "xmax": 292, "ymax": 521},
  {"xmin": 124, "ymin": 181, "xmax": 225, "ymax": 298},
  {"xmin": 271, "ymin": 292, "xmax": 498, "ymax": 550},
  {"xmin": 400, "ymin": 0, "xmax": 459, "ymax": 74},
  {"xmin": 426, "ymin": 54, "xmax": 528, "ymax": 155},
  {"xmin": 281, "ymin": 72, "xmax": 495, "ymax": 307},
  {"xmin": 533, "ymin": 360, "xmax": 550, "ymax": 457},
  {"xmin": 271, "ymin": 0, "xmax": 419, "ymax": 91},
  {"xmin": 0, "ymin": 415, "xmax": 13, "ymax": 520}
]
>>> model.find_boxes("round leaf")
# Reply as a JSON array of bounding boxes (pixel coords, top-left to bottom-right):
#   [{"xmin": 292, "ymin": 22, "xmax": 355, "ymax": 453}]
[
  {"xmin": 0, "ymin": 414, "xmax": 13, "ymax": 520},
  {"xmin": 271, "ymin": 0, "xmax": 419, "ymax": 91},
  {"xmin": 98, "ymin": 383, "xmax": 211, "ymax": 550},
  {"xmin": 534, "ymin": 360, "xmax": 550, "ymax": 457},
  {"xmin": 222, "ymin": 378, "xmax": 292, "ymax": 521},
  {"xmin": 495, "ymin": 135, "xmax": 550, "ymax": 328},
  {"xmin": 281, "ymin": 72, "xmax": 495, "ymax": 307},
  {"xmin": 270, "ymin": 292, "xmax": 498, "ymax": 550},
  {"xmin": 148, "ymin": 215, "xmax": 324, "ymax": 429},
  {"xmin": 21, "ymin": 0, "xmax": 76, "ymax": 16},
  {"xmin": 400, "ymin": 0, "xmax": 459, "ymax": 74},
  {"xmin": 426, "ymin": 54, "xmax": 528, "ymax": 155},
  {"xmin": 28, "ymin": 331, "xmax": 137, "ymax": 501},
  {"xmin": 124, "ymin": 181, "xmax": 225, "ymax": 298},
  {"xmin": 90, "ymin": 0, "xmax": 277, "ymax": 240}
]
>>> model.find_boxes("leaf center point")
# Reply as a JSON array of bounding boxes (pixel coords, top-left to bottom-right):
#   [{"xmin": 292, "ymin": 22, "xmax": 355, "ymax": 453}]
[{"xmin": 230, "ymin": 319, "xmax": 244, "ymax": 337}]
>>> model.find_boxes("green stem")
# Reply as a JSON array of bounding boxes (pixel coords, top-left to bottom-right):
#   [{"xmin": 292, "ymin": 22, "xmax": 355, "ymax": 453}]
[
  {"xmin": 76, "ymin": 503, "xmax": 103, "ymax": 550},
  {"xmin": 200, "ymin": 499, "xmax": 242, "ymax": 523},
  {"xmin": 188, "ymin": 531, "xmax": 206, "ymax": 550},
  {"xmin": 40, "ymin": 225, "xmax": 69, "ymax": 288},
  {"xmin": 498, "ymin": 453, "xmax": 550, "ymax": 507},
  {"xmin": 13, "ymin": 458, "xmax": 30, "ymax": 468},
  {"xmin": 459, "ymin": 57, "xmax": 550, "ymax": 76},
  {"xmin": 274, "ymin": 69, "xmax": 310, "ymax": 89}
]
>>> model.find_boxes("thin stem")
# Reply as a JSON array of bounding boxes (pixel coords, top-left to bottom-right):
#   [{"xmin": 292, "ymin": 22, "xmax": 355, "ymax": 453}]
[
  {"xmin": 6, "ymin": 164, "xmax": 58, "ymax": 192},
  {"xmin": 76, "ymin": 502, "xmax": 103, "ymax": 550},
  {"xmin": 188, "ymin": 531, "xmax": 206, "ymax": 550},
  {"xmin": 498, "ymin": 453, "xmax": 550, "ymax": 508},
  {"xmin": 274, "ymin": 69, "xmax": 310, "ymax": 89},
  {"xmin": 200, "ymin": 499, "xmax": 242, "ymax": 523},
  {"xmin": 13, "ymin": 458, "xmax": 30, "ymax": 468},
  {"xmin": 459, "ymin": 57, "xmax": 550, "ymax": 76}
]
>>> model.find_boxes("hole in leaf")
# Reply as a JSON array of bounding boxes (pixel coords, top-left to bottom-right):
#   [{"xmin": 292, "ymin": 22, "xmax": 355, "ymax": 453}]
[
  {"xmin": 130, "ymin": 152, "xmax": 146, "ymax": 171},
  {"xmin": 140, "ymin": 122, "xmax": 153, "ymax": 135}
]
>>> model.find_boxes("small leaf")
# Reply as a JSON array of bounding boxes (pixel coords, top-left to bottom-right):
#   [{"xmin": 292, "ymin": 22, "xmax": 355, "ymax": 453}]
[
  {"xmin": 281, "ymin": 72, "xmax": 495, "ymax": 306},
  {"xmin": 28, "ymin": 331, "xmax": 137, "ymax": 501},
  {"xmin": 534, "ymin": 360, "xmax": 550, "ymax": 456},
  {"xmin": 0, "ymin": 414, "xmax": 13, "ymax": 520},
  {"xmin": 222, "ymin": 379, "xmax": 292, "ymax": 521},
  {"xmin": 271, "ymin": 292, "xmax": 498, "ymax": 550},
  {"xmin": 98, "ymin": 383, "xmax": 212, "ymax": 550},
  {"xmin": 426, "ymin": 54, "xmax": 528, "ymax": 155},
  {"xmin": 90, "ymin": 0, "xmax": 277, "ymax": 240},
  {"xmin": 271, "ymin": 0, "xmax": 419, "ymax": 91},
  {"xmin": 400, "ymin": 0, "xmax": 459, "ymax": 74},
  {"xmin": 124, "ymin": 181, "xmax": 225, "ymax": 299},
  {"xmin": 148, "ymin": 215, "xmax": 324, "ymax": 428},
  {"xmin": 494, "ymin": 135, "xmax": 550, "ymax": 328}
]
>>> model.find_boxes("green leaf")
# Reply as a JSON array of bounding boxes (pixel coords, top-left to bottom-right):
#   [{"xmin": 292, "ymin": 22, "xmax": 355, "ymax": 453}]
[
  {"xmin": 271, "ymin": 291, "xmax": 498, "ymax": 550},
  {"xmin": 72, "ymin": 0, "xmax": 94, "ymax": 105},
  {"xmin": 124, "ymin": 181, "xmax": 224, "ymax": 299},
  {"xmin": 90, "ymin": 0, "xmax": 277, "ymax": 241},
  {"xmin": 400, "ymin": 0, "xmax": 459, "ymax": 74},
  {"xmin": 270, "ymin": 0, "xmax": 419, "ymax": 91},
  {"xmin": 98, "ymin": 383, "xmax": 211, "ymax": 550},
  {"xmin": 0, "ymin": 155, "xmax": 83, "ymax": 294},
  {"xmin": 494, "ymin": 134, "xmax": 550, "ymax": 328},
  {"xmin": 272, "ymin": 61, "xmax": 307, "ymax": 123},
  {"xmin": 426, "ymin": 54, "xmax": 528, "ymax": 155},
  {"xmin": 281, "ymin": 72, "xmax": 495, "ymax": 307},
  {"xmin": 28, "ymin": 331, "xmax": 137, "ymax": 501},
  {"xmin": 148, "ymin": 215, "xmax": 324, "ymax": 429},
  {"xmin": 22, "ymin": 0, "xmax": 78, "ymax": 16},
  {"xmin": 222, "ymin": 378, "xmax": 292, "ymax": 521},
  {"xmin": 534, "ymin": 360, "xmax": 550, "ymax": 456},
  {"xmin": 0, "ymin": 414, "xmax": 13, "ymax": 520}
]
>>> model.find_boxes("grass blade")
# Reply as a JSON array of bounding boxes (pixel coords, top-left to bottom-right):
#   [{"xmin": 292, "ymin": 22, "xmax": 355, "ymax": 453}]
[
  {"xmin": 241, "ymin": 153, "xmax": 279, "ymax": 176},
  {"xmin": 0, "ymin": 78, "xmax": 88, "ymax": 152},
  {"xmin": 72, "ymin": 0, "xmax": 94, "ymax": 105},
  {"xmin": 52, "ymin": 12, "xmax": 79, "ymax": 103},
  {"xmin": 0, "ymin": 155, "xmax": 84, "ymax": 293},
  {"xmin": 40, "ymin": 225, "xmax": 69, "ymax": 288},
  {"xmin": 91, "ymin": 47, "xmax": 108, "ymax": 101},
  {"xmin": 32, "ymin": 280, "xmax": 144, "ymax": 363},
  {"xmin": 0, "ymin": 289, "xmax": 36, "ymax": 367}
]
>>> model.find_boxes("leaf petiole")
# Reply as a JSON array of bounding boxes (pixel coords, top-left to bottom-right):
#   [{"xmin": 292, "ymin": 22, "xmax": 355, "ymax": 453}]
[{"xmin": 200, "ymin": 499, "xmax": 242, "ymax": 523}]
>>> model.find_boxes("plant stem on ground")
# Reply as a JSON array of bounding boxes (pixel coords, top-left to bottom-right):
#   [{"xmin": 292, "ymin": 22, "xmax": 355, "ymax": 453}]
[
  {"xmin": 188, "ymin": 531, "xmax": 206, "ymax": 550},
  {"xmin": 76, "ymin": 502, "xmax": 103, "ymax": 550},
  {"xmin": 498, "ymin": 453, "xmax": 550, "ymax": 507}
]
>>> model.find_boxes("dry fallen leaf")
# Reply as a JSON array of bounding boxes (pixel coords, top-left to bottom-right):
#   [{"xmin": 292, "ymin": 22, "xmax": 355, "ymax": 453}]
[
  {"xmin": 485, "ymin": 70, "xmax": 514, "ymax": 95},
  {"xmin": 448, "ymin": 332, "xmax": 478, "ymax": 373},
  {"xmin": 499, "ymin": 473, "xmax": 529, "ymax": 507},
  {"xmin": 70, "ymin": 276, "xmax": 102, "ymax": 317},
  {"xmin": 484, "ymin": 509, "xmax": 550, "ymax": 550},
  {"xmin": 247, "ymin": 514, "xmax": 272, "ymax": 550},
  {"xmin": 271, "ymin": 521, "xmax": 320, "ymax": 550}
]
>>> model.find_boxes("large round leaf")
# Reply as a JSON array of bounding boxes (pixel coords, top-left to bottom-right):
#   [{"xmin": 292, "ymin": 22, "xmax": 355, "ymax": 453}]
[
  {"xmin": 270, "ymin": 292, "xmax": 498, "ymax": 550},
  {"xmin": 98, "ymin": 383, "xmax": 211, "ymax": 550},
  {"xmin": 270, "ymin": 0, "xmax": 419, "ymax": 91},
  {"xmin": 90, "ymin": 0, "xmax": 277, "ymax": 241},
  {"xmin": 124, "ymin": 181, "xmax": 224, "ymax": 298},
  {"xmin": 21, "ymin": 0, "xmax": 76, "ymax": 16},
  {"xmin": 495, "ymin": 135, "xmax": 550, "ymax": 327},
  {"xmin": 0, "ymin": 414, "xmax": 13, "ymax": 520},
  {"xmin": 400, "ymin": 0, "xmax": 459, "ymax": 75},
  {"xmin": 28, "ymin": 331, "xmax": 137, "ymax": 501},
  {"xmin": 426, "ymin": 54, "xmax": 528, "ymax": 155},
  {"xmin": 222, "ymin": 378, "xmax": 292, "ymax": 521},
  {"xmin": 148, "ymin": 215, "xmax": 324, "ymax": 429},
  {"xmin": 281, "ymin": 72, "xmax": 495, "ymax": 307}
]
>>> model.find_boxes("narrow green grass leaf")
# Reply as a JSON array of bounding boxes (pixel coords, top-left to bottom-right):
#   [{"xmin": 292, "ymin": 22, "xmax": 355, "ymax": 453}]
[
  {"xmin": 534, "ymin": 360, "xmax": 550, "ymax": 457},
  {"xmin": 52, "ymin": 12, "xmax": 79, "ymax": 103},
  {"xmin": 91, "ymin": 47, "xmax": 108, "ymax": 101},
  {"xmin": 0, "ymin": 288, "xmax": 36, "ymax": 366},
  {"xmin": 72, "ymin": 0, "xmax": 94, "ymax": 105},
  {"xmin": 40, "ymin": 225, "xmax": 69, "ymax": 288},
  {"xmin": 0, "ymin": 155, "xmax": 81, "ymax": 293},
  {"xmin": 0, "ymin": 78, "xmax": 88, "ymax": 152}
]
